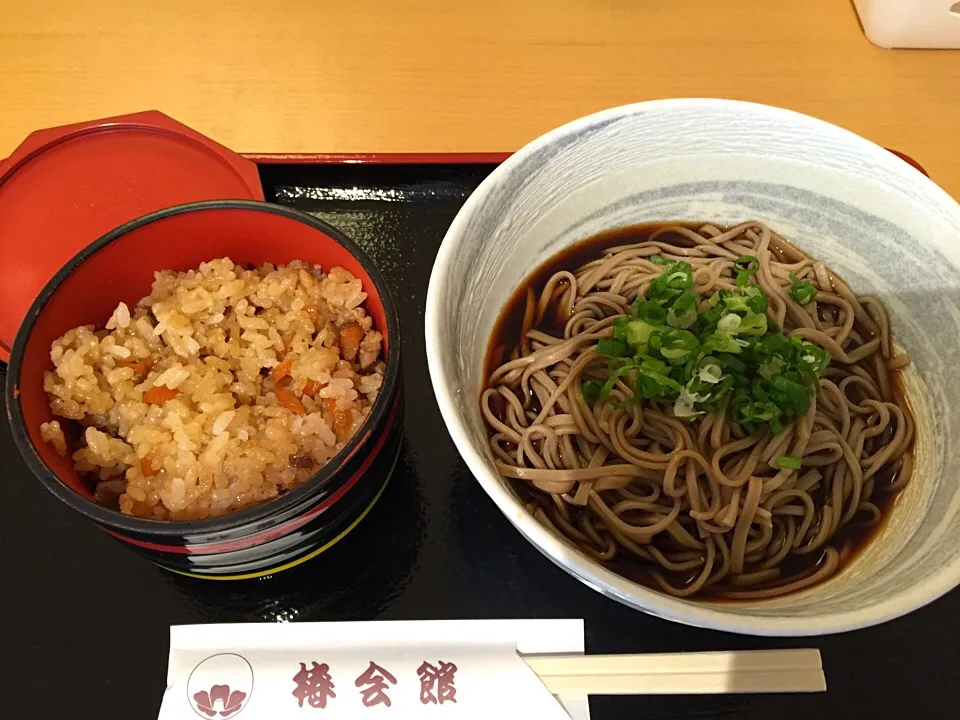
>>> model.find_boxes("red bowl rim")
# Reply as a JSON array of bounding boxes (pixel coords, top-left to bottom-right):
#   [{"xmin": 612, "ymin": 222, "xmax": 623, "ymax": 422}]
[{"xmin": 5, "ymin": 199, "xmax": 402, "ymax": 539}]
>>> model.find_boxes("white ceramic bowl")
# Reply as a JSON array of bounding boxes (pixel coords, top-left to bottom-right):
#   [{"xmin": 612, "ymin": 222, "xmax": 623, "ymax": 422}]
[{"xmin": 425, "ymin": 99, "xmax": 960, "ymax": 636}]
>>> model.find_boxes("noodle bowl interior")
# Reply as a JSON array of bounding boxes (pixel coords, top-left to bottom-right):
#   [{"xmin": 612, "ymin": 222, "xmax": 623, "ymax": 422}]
[{"xmin": 481, "ymin": 221, "xmax": 915, "ymax": 600}]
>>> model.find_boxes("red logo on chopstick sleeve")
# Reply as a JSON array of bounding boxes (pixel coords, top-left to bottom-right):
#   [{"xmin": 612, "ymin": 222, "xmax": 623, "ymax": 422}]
[{"xmin": 187, "ymin": 654, "xmax": 254, "ymax": 717}]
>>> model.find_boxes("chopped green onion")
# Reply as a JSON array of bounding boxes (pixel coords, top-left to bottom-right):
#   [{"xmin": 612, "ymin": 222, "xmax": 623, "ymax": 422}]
[
  {"xmin": 667, "ymin": 290, "xmax": 698, "ymax": 329},
  {"xmin": 599, "ymin": 364, "xmax": 635, "ymax": 399},
  {"xmin": 778, "ymin": 455, "xmax": 803, "ymax": 470},
  {"xmin": 717, "ymin": 313, "xmax": 741, "ymax": 333},
  {"xmin": 789, "ymin": 273, "xmax": 818, "ymax": 305},
  {"xmin": 697, "ymin": 304, "xmax": 723, "ymax": 332},
  {"xmin": 648, "ymin": 261, "xmax": 694, "ymax": 305},
  {"xmin": 716, "ymin": 354, "xmax": 747, "ymax": 374},
  {"xmin": 649, "ymin": 255, "xmax": 672, "ymax": 266},
  {"xmin": 613, "ymin": 315, "xmax": 630, "ymax": 341},
  {"xmin": 626, "ymin": 320, "xmax": 657, "ymax": 346},
  {"xmin": 636, "ymin": 362, "xmax": 682, "ymax": 395},
  {"xmin": 634, "ymin": 299, "xmax": 667, "ymax": 324},
  {"xmin": 674, "ymin": 388, "xmax": 709, "ymax": 418},
  {"xmin": 758, "ymin": 332, "xmax": 789, "ymax": 355},
  {"xmin": 758, "ymin": 357, "xmax": 786, "ymax": 380},
  {"xmin": 588, "ymin": 259, "xmax": 830, "ymax": 433},
  {"xmin": 726, "ymin": 286, "xmax": 769, "ymax": 313},
  {"xmin": 596, "ymin": 338, "xmax": 627, "ymax": 357},
  {"xmin": 771, "ymin": 375, "xmax": 811, "ymax": 414},
  {"xmin": 667, "ymin": 307, "xmax": 696, "ymax": 329},
  {"xmin": 734, "ymin": 256, "xmax": 759, "ymax": 288},
  {"xmin": 582, "ymin": 380, "xmax": 603, "ymax": 405},
  {"xmin": 738, "ymin": 397, "xmax": 780, "ymax": 427},
  {"xmin": 660, "ymin": 329, "xmax": 700, "ymax": 361},
  {"xmin": 738, "ymin": 312, "xmax": 768, "ymax": 336},
  {"xmin": 672, "ymin": 290, "xmax": 697, "ymax": 315},
  {"xmin": 703, "ymin": 330, "xmax": 743, "ymax": 355},
  {"xmin": 697, "ymin": 363, "xmax": 724, "ymax": 384},
  {"xmin": 746, "ymin": 291, "xmax": 768, "ymax": 314},
  {"xmin": 799, "ymin": 343, "xmax": 830, "ymax": 373},
  {"xmin": 722, "ymin": 294, "xmax": 749, "ymax": 313}
]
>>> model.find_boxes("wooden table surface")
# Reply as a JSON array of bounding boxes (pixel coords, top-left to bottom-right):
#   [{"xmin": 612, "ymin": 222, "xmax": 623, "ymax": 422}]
[{"xmin": 2, "ymin": 0, "xmax": 959, "ymax": 198}]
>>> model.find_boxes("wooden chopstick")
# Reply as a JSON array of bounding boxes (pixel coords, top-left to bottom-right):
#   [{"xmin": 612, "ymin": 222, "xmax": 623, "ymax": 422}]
[{"xmin": 524, "ymin": 649, "xmax": 825, "ymax": 695}]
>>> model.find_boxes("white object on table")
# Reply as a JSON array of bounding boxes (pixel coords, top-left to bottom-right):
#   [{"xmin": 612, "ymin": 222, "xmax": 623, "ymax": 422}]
[
  {"xmin": 854, "ymin": 0, "xmax": 960, "ymax": 48},
  {"xmin": 158, "ymin": 620, "xmax": 588, "ymax": 720}
]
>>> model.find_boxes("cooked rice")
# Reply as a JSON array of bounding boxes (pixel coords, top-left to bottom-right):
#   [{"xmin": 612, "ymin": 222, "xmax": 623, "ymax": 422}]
[{"xmin": 41, "ymin": 258, "xmax": 385, "ymax": 520}]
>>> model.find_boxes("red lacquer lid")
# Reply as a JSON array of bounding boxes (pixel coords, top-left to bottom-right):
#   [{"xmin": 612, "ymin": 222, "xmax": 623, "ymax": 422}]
[{"xmin": 0, "ymin": 110, "xmax": 264, "ymax": 361}]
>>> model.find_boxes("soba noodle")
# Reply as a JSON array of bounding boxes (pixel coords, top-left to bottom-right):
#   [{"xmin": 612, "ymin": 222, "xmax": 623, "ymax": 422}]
[{"xmin": 481, "ymin": 221, "xmax": 914, "ymax": 599}]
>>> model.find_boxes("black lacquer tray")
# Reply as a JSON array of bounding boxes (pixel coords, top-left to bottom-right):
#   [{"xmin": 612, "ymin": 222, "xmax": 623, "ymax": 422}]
[{"xmin": 2, "ymin": 161, "xmax": 957, "ymax": 719}]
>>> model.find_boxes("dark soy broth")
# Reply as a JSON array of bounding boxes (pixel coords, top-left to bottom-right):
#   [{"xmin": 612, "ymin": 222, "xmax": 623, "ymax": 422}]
[{"xmin": 483, "ymin": 222, "xmax": 915, "ymax": 600}]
